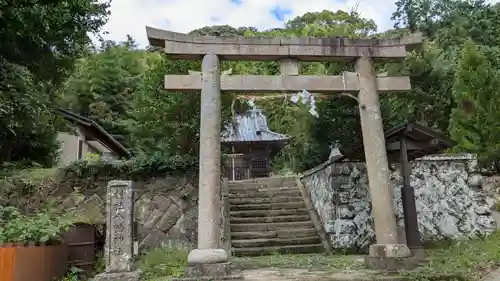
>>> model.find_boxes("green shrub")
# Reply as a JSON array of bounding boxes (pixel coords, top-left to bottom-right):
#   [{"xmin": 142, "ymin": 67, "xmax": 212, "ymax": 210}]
[
  {"xmin": 404, "ymin": 231, "xmax": 500, "ymax": 280},
  {"xmin": 138, "ymin": 246, "xmax": 188, "ymax": 279},
  {"xmin": 0, "ymin": 204, "xmax": 74, "ymax": 244},
  {"xmin": 0, "ymin": 168, "xmax": 59, "ymax": 208},
  {"xmin": 62, "ymin": 154, "xmax": 198, "ymax": 181},
  {"xmin": 59, "ymin": 267, "xmax": 84, "ymax": 281}
]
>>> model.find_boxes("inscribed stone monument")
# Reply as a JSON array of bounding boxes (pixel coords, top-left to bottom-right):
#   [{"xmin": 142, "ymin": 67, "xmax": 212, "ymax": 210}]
[{"xmin": 94, "ymin": 180, "xmax": 142, "ymax": 281}]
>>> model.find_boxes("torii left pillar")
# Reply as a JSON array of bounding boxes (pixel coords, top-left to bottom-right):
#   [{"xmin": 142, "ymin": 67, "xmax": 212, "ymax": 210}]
[{"xmin": 182, "ymin": 54, "xmax": 239, "ymax": 279}]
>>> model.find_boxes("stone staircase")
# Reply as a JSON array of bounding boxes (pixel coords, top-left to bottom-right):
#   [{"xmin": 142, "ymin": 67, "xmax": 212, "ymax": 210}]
[{"xmin": 228, "ymin": 176, "xmax": 324, "ymax": 256}]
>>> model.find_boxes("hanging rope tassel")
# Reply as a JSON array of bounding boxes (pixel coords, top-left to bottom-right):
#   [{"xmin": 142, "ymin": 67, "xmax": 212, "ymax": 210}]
[{"xmin": 340, "ymin": 71, "xmax": 360, "ymax": 103}]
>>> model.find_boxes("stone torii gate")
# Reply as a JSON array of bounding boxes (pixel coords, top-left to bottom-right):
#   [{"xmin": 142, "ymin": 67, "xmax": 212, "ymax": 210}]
[{"xmin": 146, "ymin": 27, "xmax": 423, "ymax": 276}]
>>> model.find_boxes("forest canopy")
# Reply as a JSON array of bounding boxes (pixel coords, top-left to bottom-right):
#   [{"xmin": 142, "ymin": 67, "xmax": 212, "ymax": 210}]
[{"xmin": 2, "ymin": 0, "xmax": 500, "ymax": 174}]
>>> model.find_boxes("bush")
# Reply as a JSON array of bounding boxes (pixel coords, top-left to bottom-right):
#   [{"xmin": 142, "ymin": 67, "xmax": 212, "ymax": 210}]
[
  {"xmin": 0, "ymin": 204, "xmax": 74, "ymax": 244},
  {"xmin": 138, "ymin": 246, "xmax": 188, "ymax": 279},
  {"xmin": 61, "ymin": 154, "xmax": 198, "ymax": 181},
  {"xmin": 404, "ymin": 231, "xmax": 500, "ymax": 280}
]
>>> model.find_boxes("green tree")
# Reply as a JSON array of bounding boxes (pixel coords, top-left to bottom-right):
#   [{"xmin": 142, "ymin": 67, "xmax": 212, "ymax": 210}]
[
  {"xmin": 392, "ymin": 0, "xmax": 500, "ymax": 47},
  {"xmin": 0, "ymin": 0, "xmax": 110, "ymax": 167},
  {"xmin": 190, "ymin": 25, "xmax": 257, "ymax": 36},
  {"xmin": 381, "ymin": 42, "xmax": 456, "ymax": 133},
  {"xmin": 59, "ymin": 38, "xmax": 151, "ymax": 142},
  {"xmin": 286, "ymin": 10, "xmax": 377, "ymax": 37},
  {"xmin": 124, "ymin": 55, "xmax": 235, "ymax": 160},
  {"xmin": 124, "ymin": 56, "xmax": 202, "ymax": 157},
  {"xmin": 0, "ymin": 59, "xmax": 62, "ymax": 166},
  {"xmin": 0, "ymin": 0, "xmax": 110, "ymax": 83},
  {"xmin": 235, "ymin": 10, "xmax": 380, "ymax": 171},
  {"xmin": 449, "ymin": 41, "xmax": 500, "ymax": 172},
  {"xmin": 389, "ymin": 0, "xmax": 500, "ymax": 136}
]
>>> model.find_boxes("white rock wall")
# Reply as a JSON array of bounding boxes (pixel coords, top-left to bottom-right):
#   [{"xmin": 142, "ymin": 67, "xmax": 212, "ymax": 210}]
[{"xmin": 301, "ymin": 153, "xmax": 496, "ymax": 252}]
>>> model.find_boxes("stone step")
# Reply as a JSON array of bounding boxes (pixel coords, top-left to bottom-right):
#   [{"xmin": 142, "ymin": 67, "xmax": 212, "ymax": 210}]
[
  {"xmin": 229, "ymin": 186, "xmax": 299, "ymax": 194},
  {"xmin": 232, "ymin": 244, "xmax": 323, "ymax": 256},
  {"xmin": 230, "ymin": 215, "xmax": 311, "ymax": 224},
  {"xmin": 230, "ymin": 202, "xmax": 306, "ymax": 211},
  {"xmin": 229, "ymin": 189, "xmax": 302, "ymax": 198},
  {"xmin": 228, "ymin": 176, "xmax": 297, "ymax": 188},
  {"xmin": 231, "ymin": 221, "xmax": 315, "ymax": 232},
  {"xmin": 229, "ymin": 196, "xmax": 304, "ymax": 205},
  {"xmin": 228, "ymin": 182, "xmax": 267, "ymax": 190},
  {"xmin": 230, "ymin": 208, "xmax": 309, "ymax": 218},
  {"xmin": 231, "ymin": 228, "xmax": 318, "ymax": 240},
  {"xmin": 230, "ymin": 201, "xmax": 306, "ymax": 211},
  {"xmin": 232, "ymin": 236, "xmax": 321, "ymax": 248},
  {"xmin": 229, "ymin": 180, "xmax": 298, "ymax": 188}
]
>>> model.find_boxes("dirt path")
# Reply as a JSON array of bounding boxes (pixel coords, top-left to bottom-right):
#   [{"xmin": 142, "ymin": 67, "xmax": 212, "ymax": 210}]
[
  {"xmin": 241, "ymin": 268, "xmax": 407, "ymax": 281},
  {"xmin": 481, "ymin": 269, "xmax": 500, "ymax": 281}
]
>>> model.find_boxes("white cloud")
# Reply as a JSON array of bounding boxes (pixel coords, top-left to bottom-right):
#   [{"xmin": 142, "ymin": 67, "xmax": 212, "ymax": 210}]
[{"xmin": 98, "ymin": 0, "xmax": 499, "ymax": 47}]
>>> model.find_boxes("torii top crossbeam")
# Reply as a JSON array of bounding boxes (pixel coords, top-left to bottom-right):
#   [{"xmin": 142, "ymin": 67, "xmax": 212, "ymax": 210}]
[{"xmin": 146, "ymin": 26, "xmax": 423, "ymax": 62}]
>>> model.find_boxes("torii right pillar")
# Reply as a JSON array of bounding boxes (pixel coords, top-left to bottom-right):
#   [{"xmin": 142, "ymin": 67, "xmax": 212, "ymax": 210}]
[{"xmin": 356, "ymin": 55, "xmax": 421, "ymax": 270}]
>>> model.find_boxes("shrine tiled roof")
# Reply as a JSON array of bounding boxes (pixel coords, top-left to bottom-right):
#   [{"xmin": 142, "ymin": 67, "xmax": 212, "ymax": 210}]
[{"xmin": 221, "ymin": 107, "xmax": 290, "ymax": 143}]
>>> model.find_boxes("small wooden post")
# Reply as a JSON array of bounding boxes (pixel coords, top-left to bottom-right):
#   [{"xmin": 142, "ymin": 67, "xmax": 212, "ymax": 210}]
[{"xmin": 400, "ymin": 137, "xmax": 424, "ymax": 259}]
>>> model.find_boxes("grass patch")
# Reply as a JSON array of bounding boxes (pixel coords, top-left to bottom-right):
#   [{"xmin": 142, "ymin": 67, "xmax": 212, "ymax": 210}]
[
  {"xmin": 231, "ymin": 253, "xmax": 365, "ymax": 271},
  {"xmin": 134, "ymin": 232, "xmax": 500, "ymax": 280},
  {"xmin": 0, "ymin": 168, "xmax": 59, "ymax": 207},
  {"xmin": 232, "ymin": 232, "xmax": 500, "ymax": 280},
  {"xmin": 404, "ymin": 231, "xmax": 500, "ymax": 280},
  {"xmin": 7, "ymin": 167, "xmax": 58, "ymax": 181},
  {"xmin": 137, "ymin": 246, "xmax": 188, "ymax": 280}
]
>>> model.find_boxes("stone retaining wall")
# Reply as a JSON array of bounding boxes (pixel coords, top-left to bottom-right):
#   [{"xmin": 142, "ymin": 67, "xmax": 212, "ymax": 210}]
[
  {"xmin": 300, "ymin": 153, "xmax": 497, "ymax": 252},
  {"xmin": 72, "ymin": 176, "xmax": 200, "ymax": 252},
  {"xmin": 134, "ymin": 177, "xmax": 198, "ymax": 251}
]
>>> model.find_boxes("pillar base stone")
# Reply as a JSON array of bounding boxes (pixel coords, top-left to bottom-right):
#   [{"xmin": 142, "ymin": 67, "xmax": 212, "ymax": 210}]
[
  {"xmin": 369, "ymin": 244, "xmax": 411, "ymax": 258},
  {"xmin": 93, "ymin": 270, "xmax": 142, "ymax": 281},
  {"xmin": 187, "ymin": 248, "xmax": 228, "ymax": 264},
  {"xmin": 365, "ymin": 244, "xmax": 419, "ymax": 272},
  {"xmin": 410, "ymin": 247, "xmax": 426, "ymax": 261},
  {"xmin": 364, "ymin": 256, "xmax": 419, "ymax": 272},
  {"xmin": 170, "ymin": 262, "xmax": 244, "ymax": 281}
]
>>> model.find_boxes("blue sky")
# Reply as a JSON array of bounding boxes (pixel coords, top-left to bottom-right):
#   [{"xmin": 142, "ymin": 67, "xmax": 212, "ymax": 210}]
[{"xmin": 98, "ymin": 0, "xmax": 500, "ymax": 47}]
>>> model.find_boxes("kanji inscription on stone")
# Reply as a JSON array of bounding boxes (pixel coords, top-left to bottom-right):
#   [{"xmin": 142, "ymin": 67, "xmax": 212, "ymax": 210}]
[{"xmin": 105, "ymin": 180, "xmax": 135, "ymax": 273}]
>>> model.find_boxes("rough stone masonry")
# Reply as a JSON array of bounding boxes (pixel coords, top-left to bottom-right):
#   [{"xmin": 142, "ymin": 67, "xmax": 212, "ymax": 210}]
[
  {"xmin": 58, "ymin": 175, "xmax": 215, "ymax": 253},
  {"xmin": 301, "ymin": 153, "xmax": 497, "ymax": 252}
]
